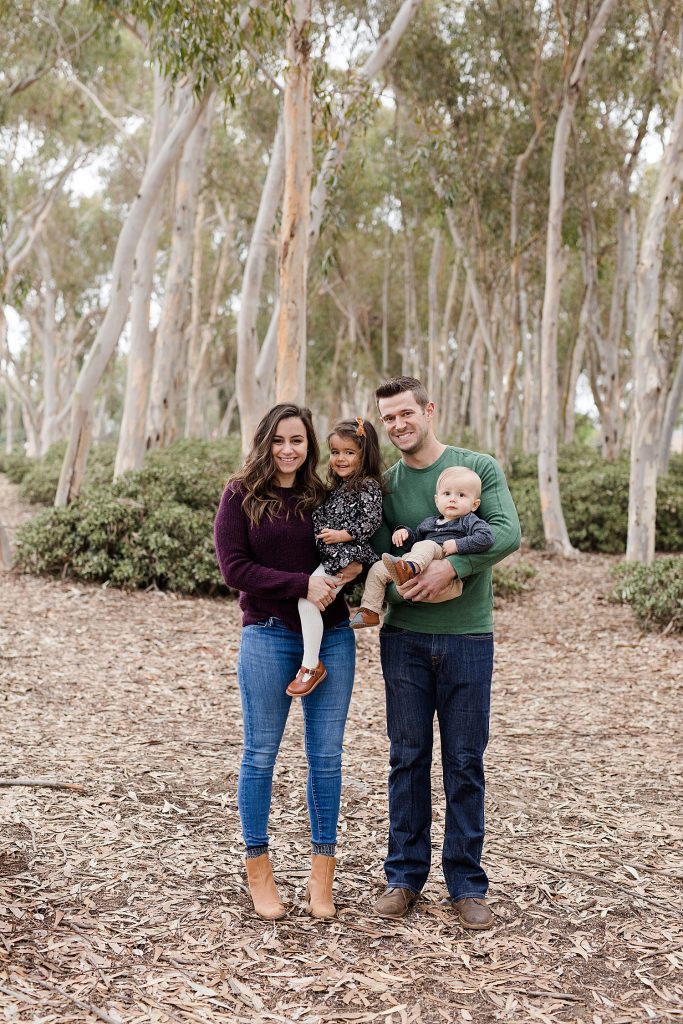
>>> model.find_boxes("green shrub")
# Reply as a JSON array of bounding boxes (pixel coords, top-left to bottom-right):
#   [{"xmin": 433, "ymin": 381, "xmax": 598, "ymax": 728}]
[
  {"xmin": 509, "ymin": 447, "xmax": 683, "ymax": 554},
  {"xmin": 493, "ymin": 561, "xmax": 537, "ymax": 598},
  {"xmin": 11, "ymin": 442, "xmax": 118, "ymax": 504},
  {"xmin": 0, "ymin": 451, "xmax": 32, "ymax": 484},
  {"xmin": 14, "ymin": 438, "xmax": 241, "ymax": 594},
  {"xmin": 610, "ymin": 557, "xmax": 683, "ymax": 633}
]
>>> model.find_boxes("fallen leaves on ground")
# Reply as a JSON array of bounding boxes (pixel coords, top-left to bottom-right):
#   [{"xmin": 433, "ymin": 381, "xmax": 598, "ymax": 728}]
[{"xmin": 1, "ymin": 474, "xmax": 681, "ymax": 1023}]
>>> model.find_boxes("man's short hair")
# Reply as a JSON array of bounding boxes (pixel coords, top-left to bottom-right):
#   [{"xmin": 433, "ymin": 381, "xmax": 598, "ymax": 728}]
[{"xmin": 375, "ymin": 376, "xmax": 429, "ymax": 410}]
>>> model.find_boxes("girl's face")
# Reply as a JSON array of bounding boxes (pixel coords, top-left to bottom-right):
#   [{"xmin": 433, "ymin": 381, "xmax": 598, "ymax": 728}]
[
  {"xmin": 328, "ymin": 433, "xmax": 361, "ymax": 480},
  {"xmin": 272, "ymin": 416, "xmax": 308, "ymax": 485}
]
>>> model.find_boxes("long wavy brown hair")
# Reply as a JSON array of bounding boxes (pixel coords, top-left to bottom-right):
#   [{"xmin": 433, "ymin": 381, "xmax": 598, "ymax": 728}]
[{"xmin": 229, "ymin": 404, "xmax": 326, "ymax": 525}]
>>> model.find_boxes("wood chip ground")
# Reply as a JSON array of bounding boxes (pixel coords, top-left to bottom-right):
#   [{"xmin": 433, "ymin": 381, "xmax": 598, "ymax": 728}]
[{"xmin": 1, "ymin": 474, "xmax": 681, "ymax": 1023}]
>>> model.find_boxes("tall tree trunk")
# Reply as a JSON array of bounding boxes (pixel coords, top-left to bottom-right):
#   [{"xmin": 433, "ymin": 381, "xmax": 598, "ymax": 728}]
[
  {"xmin": 627, "ymin": 90, "xmax": 683, "ymax": 563},
  {"xmin": 236, "ymin": 116, "xmax": 285, "ymax": 452},
  {"xmin": 538, "ymin": 0, "xmax": 617, "ymax": 555},
  {"xmin": 115, "ymin": 71, "xmax": 172, "ymax": 476},
  {"xmin": 381, "ymin": 229, "xmax": 392, "ymax": 376},
  {"xmin": 276, "ymin": 0, "xmax": 313, "ymax": 403},
  {"xmin": 146, "ymin": 93, "xmax": 214, "ymax": 449},
  {"xmin": 659, "ymin": 341, "xmax": 683, "ymax": 475},
  {"xmin": 186, "ymin": 200, "xmax": 236, "ymax": 437},
  {"xmin": 236, "ymin": 0, "xmax": 424, "ymax": 444},
  {"xmin": 427, "ymin": 227, "xmax": 443, "ymax": 399},
  {"xmin": 55, "ymin": 86, "xmax": 215, "ymax": 506},
  {"xmin": 36, "ymin": 244, "xmax": 60, "ymax": 453},
  {"xmin": 4, "ymin": 373, "xmax": 13, "ymax": 454}
]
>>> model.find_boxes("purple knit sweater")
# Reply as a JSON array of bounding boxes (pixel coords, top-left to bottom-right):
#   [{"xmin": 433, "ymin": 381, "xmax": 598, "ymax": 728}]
[{"xmin": 214, "ymin": 482, "xmax": 348, "ymax": 633}]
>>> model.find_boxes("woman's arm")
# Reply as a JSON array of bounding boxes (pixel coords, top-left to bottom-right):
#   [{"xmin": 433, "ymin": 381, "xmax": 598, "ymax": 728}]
[{"xmin": 214, "ymin": 485, "xmax": 310, "ymax": 599}]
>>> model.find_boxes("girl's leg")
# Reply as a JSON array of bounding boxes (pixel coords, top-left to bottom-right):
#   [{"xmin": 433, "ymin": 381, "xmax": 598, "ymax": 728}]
[
  {"xmin": 237, "ymin": 621, "xmax": 302, "ymax": 850},
  {"xmin": 300, "ymin": 623, "xmax": 355, "ymax": 850},
  {"xmin": 297, "ymin": 564, "xmax": 327, "ymax": 669}
]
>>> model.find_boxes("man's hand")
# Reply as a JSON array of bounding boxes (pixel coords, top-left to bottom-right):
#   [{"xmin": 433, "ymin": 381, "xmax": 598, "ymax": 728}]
[
  {"xmin": 392, "ymin": 527, "xmax": 409, "ymax": 546},
  {"xmin": 398, "ymin": 559, "xmax": 456, "ymax": 602},
  {"xmin": 442, "ymin": 539, "xmax": 457, "ymax": 555},
  {"xmin": 317, "ymin": 528, "xmax": 352, "ymax": 545},
  {"xmin": 336, "ymin": 561, "xmax": 363, "ymax": 585}
]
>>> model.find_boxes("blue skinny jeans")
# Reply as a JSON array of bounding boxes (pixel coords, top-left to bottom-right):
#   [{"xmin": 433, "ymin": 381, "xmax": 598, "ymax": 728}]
[{"xmin": 236, "ymin": 617, "xmax": 355, "ymax": 850}]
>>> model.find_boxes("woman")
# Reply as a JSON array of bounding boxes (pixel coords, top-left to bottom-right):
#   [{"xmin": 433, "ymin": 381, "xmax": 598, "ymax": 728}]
[{"xmin": 214, "ymin": 404, "xmax": 357, "ymax": 920}]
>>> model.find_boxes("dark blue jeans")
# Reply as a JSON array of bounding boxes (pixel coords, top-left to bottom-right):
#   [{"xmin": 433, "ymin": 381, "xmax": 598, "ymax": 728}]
[
  {"xmin": 237, "ymin": 618, "xmax": 355, "ymax": 849},
  {"xmin": 379, "ymin": 625, "xmax": 493, "ymax": 901}
]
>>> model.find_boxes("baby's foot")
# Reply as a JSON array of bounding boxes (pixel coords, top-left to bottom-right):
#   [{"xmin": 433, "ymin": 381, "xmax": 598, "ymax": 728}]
[
  {"xmin": 286, "ymin": 661, "xmax": 327, "ymax": 697},
  {"xmin": 382, "ymin": 553, "xmax": 421, "ymax": 587},
  {"xmin": 349, "ymin": 608, "xmax": 380, "ymax": 629}
]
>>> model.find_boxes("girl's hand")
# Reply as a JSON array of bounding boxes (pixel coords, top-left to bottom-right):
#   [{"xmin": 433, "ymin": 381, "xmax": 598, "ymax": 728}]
[
  {"xmin": 307, "ymin": 573, "xmax": 339, "ymax": 611},
  {"xmin": 317, "ymin": 528, "xmax": 353, "ymax": 545},
  {"xmin": 392, "ymin": 528, "xmax": 409, "ymax": 546},
  {"xmin": 336, "ymin": 561, "xmax": 362, "ymax": 584},
  {"xmin": 442, "ymin": 539, "xmax": 457, "ymax": 555}
]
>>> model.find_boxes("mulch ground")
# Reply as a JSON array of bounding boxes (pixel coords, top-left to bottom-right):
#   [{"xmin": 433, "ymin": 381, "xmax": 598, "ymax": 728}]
[{"xmin": 1, "ymin": 473, "xmax": 681, "ymax": 1024}]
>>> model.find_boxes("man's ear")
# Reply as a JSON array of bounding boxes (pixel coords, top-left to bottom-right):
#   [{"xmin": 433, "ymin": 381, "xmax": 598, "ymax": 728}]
[
  {"xmin": 472, "ymin": 498, "xmax": 481, "ymax": 511},
  {"xmin": 425, "ymin": 401, "xmax": 436, "ymax": 420}
]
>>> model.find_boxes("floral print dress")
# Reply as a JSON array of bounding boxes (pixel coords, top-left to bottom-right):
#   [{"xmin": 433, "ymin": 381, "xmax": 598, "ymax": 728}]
[{"xmin": 312, "ymin": 478, "xmax": 383, "ymax": 574}]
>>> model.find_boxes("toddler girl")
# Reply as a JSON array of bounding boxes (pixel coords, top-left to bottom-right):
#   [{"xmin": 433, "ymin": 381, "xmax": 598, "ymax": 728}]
[{"xmin": 287, "ymin": 418, "xmax": 384, "ymax": 698}]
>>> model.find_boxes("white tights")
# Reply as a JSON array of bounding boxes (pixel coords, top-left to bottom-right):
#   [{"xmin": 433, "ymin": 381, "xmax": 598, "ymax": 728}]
[{"xmin": 297, "ymin": 565, "xmax": 344, "ymax": 669}]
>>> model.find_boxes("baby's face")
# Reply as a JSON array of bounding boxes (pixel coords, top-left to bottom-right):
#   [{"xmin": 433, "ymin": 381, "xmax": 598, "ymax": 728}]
[{"xmin": 435, "ymin": 475, "xmax": 480, "ymax": 519}]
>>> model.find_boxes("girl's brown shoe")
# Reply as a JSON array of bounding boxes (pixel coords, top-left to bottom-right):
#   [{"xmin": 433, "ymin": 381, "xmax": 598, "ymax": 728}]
[{"xmin": 286, "ymin": 661, "xmax": 327, "ymax": 697}]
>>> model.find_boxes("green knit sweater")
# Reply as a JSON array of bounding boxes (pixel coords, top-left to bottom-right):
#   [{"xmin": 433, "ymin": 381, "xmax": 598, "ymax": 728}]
[{"xmin": 371, "ymin": 446, "xmax": 521, "ymax": 634}]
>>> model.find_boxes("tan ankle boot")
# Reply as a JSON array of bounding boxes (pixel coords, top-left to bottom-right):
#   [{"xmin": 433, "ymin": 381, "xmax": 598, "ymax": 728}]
[
  {"xmin": 245, "ymin": 853, "xmax": 286, "ymax": 920},
  {"xmin": 305, "ymin": 855, "xmax": 336, "ymax": 918}
]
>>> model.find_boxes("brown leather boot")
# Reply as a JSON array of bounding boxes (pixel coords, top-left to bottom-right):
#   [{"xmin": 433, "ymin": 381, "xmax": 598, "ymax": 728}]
[
  {"xmin": 245, "ymin": 854, "xmax": 286, "ymax": 920},
  {"xmin": 305, "ymin": 855, "xmax": 336, "ymax": 919}
]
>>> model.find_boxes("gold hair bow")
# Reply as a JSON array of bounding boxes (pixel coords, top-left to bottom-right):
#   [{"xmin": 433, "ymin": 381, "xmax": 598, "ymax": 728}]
[{"xmin": 355, "ymin": 417, "xmax": 366, "ymax": 437}]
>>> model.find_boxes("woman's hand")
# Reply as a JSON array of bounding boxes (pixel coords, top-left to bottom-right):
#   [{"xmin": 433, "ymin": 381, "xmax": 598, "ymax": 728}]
[
  {"xmin": 307, "ymin": 573, "xmax": 340, "ymax": 611},
  {"xmin": 317, "ymin": 528, "xmax": 353, "ymax": 545},
  {"xmin": 392, "ymin": 527, "xmax": 409, "ymax": 546}
]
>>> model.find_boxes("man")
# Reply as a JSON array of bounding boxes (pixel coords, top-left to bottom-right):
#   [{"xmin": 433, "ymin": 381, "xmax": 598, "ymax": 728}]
[{"xmin": 371, "ymin": 376, "xmax": 520, "ymax": 929}]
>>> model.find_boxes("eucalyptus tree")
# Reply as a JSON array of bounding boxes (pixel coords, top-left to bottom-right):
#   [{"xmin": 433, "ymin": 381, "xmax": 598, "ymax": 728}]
[
  {"xmin": 235, "ymin": 0, "xmax": 425, "ymax": 451},
  {"xmin": 627, "ymin": 89, "xmax": 683, "ymax": 564},
  {"xmin": 1, "ymin": 3, "xmax": 127, "ymax": 454},
  {"xmin": 55, "ymin": 0, "xmax": 287, "ymax": 504}
]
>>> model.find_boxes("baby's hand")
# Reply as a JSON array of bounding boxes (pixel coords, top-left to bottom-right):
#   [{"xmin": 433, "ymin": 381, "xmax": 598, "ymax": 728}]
[
  {"xmin": 442, "ymin": 539, "xmax": 458, "ymax": 555},
  {"xmin": 392, "ymin": 528, "xmax": 409, "ymax": 546}
]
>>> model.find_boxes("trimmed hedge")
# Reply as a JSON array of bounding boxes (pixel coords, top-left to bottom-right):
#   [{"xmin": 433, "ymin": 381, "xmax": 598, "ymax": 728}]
[
  {"xmin": 610, "ymin": 557, "xmax": 683, "ymax": 633},
  {"xmin": 509, "ymin": 447, "xmax": 683, "ymax": 554}
]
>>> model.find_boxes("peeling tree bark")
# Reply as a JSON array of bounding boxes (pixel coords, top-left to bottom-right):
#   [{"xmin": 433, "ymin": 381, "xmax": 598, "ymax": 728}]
[
  {"xmin": 146, "ymin": 92, "xmax": 214, "ymax": 449},
  {"xmin": 115, "ymin": 71, "xmax": 172, "ymax": 477},
  {"xmin": 276, "ymin": 0, "xmax": 313, "ymax": 404},
  {"xmin": 538, "ymin": 0, "xmax": 618, "ymax": 556},
  {"xmin": 55, "ymin": 86, "xmax": 215, "ymax": 506},
  {"xmin": 627, "ymin": 88, "xmax": 683, "ymax": 563}
]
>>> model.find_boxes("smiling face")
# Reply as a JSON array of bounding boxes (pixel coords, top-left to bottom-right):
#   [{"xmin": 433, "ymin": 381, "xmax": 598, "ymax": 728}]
[
  {"xmin": 435, "ymin": 468, "xmax": 481, "ymax": 520},
  {"xmin": 271, "ymin": 416, "xmax": 308, "ymax": 486},
  {"xmin": 328, "ymin": 433, "xmax": 361, "ymax": 481},
  {"xmin": 377, "ymin": 390, "xmax": 435, "ymax": 457}
]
